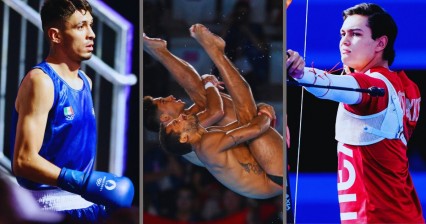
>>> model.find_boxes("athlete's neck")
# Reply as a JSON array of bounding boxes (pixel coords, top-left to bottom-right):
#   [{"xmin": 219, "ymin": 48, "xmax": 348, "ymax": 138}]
[
  {"xmin": 45, "ymin": 56, "xmax": 80, "ymax": 78},
  {"xmin": 45, "ymin": 55, "xmax": 84, "ymax": 90},
  {"xmin": 355, "ymin": 57, "xmax": 389, "ymax": 74}
]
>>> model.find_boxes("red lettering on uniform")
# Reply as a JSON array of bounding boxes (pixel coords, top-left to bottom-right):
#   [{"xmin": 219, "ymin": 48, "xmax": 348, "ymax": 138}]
[
  {"xmin": 399, "ymin": 91, "xmax": 420, "ymax": 122},
  {"xmin": 405, "ymin": 98, "xmax": 420, "ymax": 122},
  {"xmin": 338, "ymin": 144, "xmax": 357, "ymax": 220}
]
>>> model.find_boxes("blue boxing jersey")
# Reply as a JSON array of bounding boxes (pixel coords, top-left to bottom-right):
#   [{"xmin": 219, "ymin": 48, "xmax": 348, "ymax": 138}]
[{"xmin": 10, "ymin": 61, "xmax": 97, "ymax": 190}]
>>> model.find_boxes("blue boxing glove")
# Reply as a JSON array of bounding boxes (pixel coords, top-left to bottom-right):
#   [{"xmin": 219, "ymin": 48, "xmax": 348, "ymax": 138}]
[{"xmin": 57, "ymin": 167, "xmax": 134, "ymax": 208}]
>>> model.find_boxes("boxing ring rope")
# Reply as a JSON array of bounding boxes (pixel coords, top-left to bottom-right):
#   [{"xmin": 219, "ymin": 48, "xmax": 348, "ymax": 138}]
[
  {"xmin": 1, "ymin": 0, "xmax": 137, "ymax": 86},
  {"xmin": 0, "ymin": 0, "xmax": 137, "ymax": 176}
]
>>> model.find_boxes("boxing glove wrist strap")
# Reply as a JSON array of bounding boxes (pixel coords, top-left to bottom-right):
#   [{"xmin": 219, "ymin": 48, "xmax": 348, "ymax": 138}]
[{"xmin": 57, "ymin": 167, "xmax": 87, "ymax": 194}]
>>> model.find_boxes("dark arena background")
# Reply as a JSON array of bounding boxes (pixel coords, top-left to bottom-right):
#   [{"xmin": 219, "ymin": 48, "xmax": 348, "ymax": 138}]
[{"xmin": 287, "ymin": 0, "xmax": 426, "ymax": 222}]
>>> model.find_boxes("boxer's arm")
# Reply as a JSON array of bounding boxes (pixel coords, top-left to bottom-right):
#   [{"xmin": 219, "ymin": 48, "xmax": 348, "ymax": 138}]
[{"xmin": 13, "ymin": 69, "xmax": 61, "ymax": 186}]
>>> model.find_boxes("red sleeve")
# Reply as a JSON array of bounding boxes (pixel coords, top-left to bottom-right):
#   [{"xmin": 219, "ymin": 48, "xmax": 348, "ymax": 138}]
[{"xmin": 344, "ymin": 73, "xmax": 388, "ymax": 115}]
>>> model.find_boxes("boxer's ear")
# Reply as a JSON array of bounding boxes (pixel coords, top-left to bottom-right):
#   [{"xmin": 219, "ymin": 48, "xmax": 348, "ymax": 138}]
[{"xmin": 48, "ymin": 28, "xmax": 62, "ymax": 44}]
